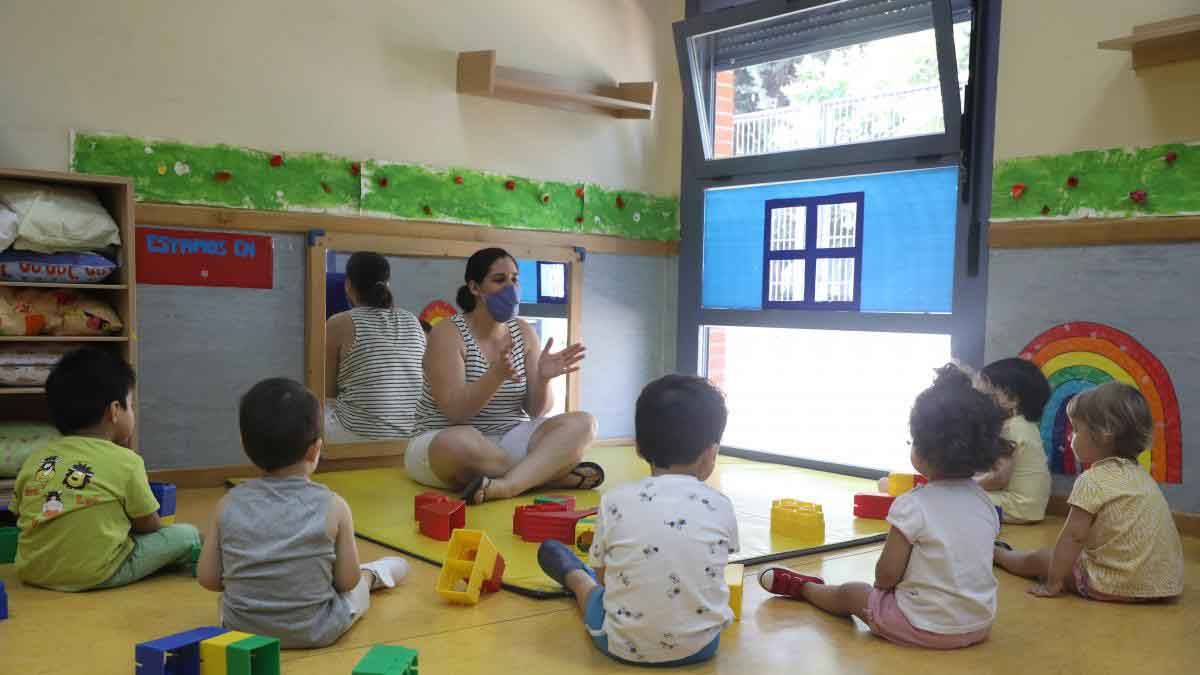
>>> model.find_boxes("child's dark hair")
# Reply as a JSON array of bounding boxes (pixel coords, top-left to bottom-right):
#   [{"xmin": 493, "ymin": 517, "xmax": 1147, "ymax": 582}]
[
  {"xmin": 909, "ymin": 364, "xmax": 1007, "ymax": 478},
  {"xmin": 980, "ymin": 357, "xmax": 1051, "ymax": 421},
  {"xmin": 635, "ymin": 375, "xmax": 727, "ymax": 468},
  {"xmin": 1066, "ymin": 382, "xmax": 1152, "ymax": 460},
  {"xmin": 238, "ymin": 378, "xmax": 322, "ymax": 471},
  {"xmin": 45, "ymin": 347, "xmax": 136, "ymax": 434},
  {"xmin": 456, "ymin": 247, "xmax": 516, "ymax": 312},
  {"xmin": 345, "ymin": 251, "xmax": 393, "ymax": 309}
]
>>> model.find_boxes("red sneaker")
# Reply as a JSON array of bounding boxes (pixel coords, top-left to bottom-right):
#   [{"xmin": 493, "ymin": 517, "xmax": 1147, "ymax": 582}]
[{"xmin": 759, "ymin": 567, "xmax": 824, "ymax": 599}]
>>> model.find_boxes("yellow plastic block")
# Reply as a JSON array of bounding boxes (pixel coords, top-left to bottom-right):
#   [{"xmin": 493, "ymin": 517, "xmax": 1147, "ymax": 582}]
[
  {"xmin": 770, "ymin": 499, "xmax": 824, "ymax": 541},
  {"xmin": 725, "ymin": 563, "xmax": 744, "ymax": 621},
  {"xmin": 160, "ymin": 515, "xmax": 176, "ymax": 525},
  {"xmin": 574, "ymin": 515, "xmax": 597, "ymax": 553},
  {"xmin": 436, "ymin": 529, "xmax": 501, "ymax": 605},
  {"xmin": 199, "ymin": 630, "xmax": 253, "ymax": 675},
  {"xmin": 887, "ymin": 473, "xmax": 919, "ymax": 496}
]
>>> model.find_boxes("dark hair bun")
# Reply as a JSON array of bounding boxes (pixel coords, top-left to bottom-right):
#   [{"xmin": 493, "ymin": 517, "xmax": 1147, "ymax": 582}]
[{"xmin": 456, "ymin": 284, "xmax": 475, "ymax": 312}]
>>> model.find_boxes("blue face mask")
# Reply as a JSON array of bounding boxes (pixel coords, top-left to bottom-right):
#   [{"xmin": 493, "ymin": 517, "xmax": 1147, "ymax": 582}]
[{"xmin": 485, "ymin": 284, "xmax": 520, "ymax": 322}]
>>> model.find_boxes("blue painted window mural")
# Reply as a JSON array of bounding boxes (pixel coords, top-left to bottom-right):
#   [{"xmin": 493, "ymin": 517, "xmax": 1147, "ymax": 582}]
[{"xmin": 703, "ymin": 166, "xmax": 958, "ymax": 313}]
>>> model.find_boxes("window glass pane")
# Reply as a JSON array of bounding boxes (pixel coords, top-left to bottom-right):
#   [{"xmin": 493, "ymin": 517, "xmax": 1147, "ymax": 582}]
[
  {"xmin": 815, "ymin": 202, "xmax": 857, "ymax": 248},
  {"xmin": 703, "ymin": 166, "xmax": 957, "ymax": 312},
  {"xmin": 767, "ymin": 259, "xmax": 805, "ymax": 302},
  {"xmin": 525, "ymin": 317, "xmax": 568, "ymax": 416},
  {"xmin": 537, "ymin": 262, "xmax": 567, "ymax": 302},
  {"xmin": 769, "ymin": 206, "xmax": 806, "ymax": 251},
  {"xmin": 704, "ymin": 325, "xmax": 951, "ymax": 471},
  {"xmin": 689, "ymin": 0, "xmax": 953, "ymax": 160},
  {"xmin": 814, "ymin": 258, "xmax": 855, "ymax": 302}
]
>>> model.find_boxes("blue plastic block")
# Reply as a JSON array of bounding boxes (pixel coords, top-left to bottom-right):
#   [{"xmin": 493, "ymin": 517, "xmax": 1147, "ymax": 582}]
[
  {"xmin": 1, "ymin": 580, "xmax": 8, "ymax": 620},
  {"xmin": 135, "ymin": 626, "xmax": 227, "ymax": 675},
  {"xmin": 150, "ymin": 482, "xmax": 177, "ymax": 517}
]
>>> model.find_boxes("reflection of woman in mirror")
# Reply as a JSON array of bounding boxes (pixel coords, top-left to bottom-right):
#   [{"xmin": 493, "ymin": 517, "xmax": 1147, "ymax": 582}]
[
  {"xmin": 325, "ymin": 252, "xmax": 426, "ymax": 442},
  {"xmin": 407, "ymin": 247, "xmax": 602, "ymax": 504}
]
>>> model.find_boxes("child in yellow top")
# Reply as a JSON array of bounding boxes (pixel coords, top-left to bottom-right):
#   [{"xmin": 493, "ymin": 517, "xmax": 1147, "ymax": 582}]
[
  {"xmin": 975, "ymin": 358, "xmax": 1052, "ymax": 523},
  {"xmin": 11, "ymin": 348, "xmax": 200, "ymax": 591},
  {"xmin": 995, "ymin": 382, "xmax": 1184, "ymax": 601}
]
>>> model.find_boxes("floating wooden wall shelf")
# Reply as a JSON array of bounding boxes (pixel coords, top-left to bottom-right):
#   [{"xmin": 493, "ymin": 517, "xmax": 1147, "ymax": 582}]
[
  {"xmin": 456, "ymin": 50, "xmax": 656, "ymax": 119},
  {"xmin": 1098, "ymin": 14, "xmax": 1200, "ymax": 70}
]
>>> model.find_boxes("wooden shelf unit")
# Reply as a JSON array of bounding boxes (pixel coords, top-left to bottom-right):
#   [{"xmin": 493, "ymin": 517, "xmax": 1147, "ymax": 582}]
[
  {"xmin": 1098, "ymin": 14, "xmax": 1200, "ymax": 70},
  {"xmin": 457, "ymin": 50, "xmax": 656, "ymax": 119},
  {"xmin": 0, "ymin": 168, "xmax": 138, "ymax": 449}
]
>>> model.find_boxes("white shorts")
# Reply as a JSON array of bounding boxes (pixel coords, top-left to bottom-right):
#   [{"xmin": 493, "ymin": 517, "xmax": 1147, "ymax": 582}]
[
  {"xmin": 404, "ymin": 418, "xmax": 549, "ymax": 488},
  {"xmin": 324, "ymin": 401, "xmax": 374, "ymax": 444}
]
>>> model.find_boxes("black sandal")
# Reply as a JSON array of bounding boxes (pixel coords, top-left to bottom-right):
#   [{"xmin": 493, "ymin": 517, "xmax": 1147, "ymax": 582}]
[
  {"xmin": 459, "ymin": 475, "xmax": 492, "ymax": 505},
  {"xmin": 563, "ymin": 461, "xmax": 605, "ymax": 490}
]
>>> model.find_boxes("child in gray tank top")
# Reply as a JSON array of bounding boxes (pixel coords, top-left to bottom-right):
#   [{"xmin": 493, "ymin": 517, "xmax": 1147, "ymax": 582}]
[{"xmin": 197, "ymin": 378, "xmax": 409, "ymax": 648}]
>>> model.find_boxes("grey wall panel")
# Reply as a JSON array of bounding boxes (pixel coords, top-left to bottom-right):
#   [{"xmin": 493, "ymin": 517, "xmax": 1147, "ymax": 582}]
[{"xmin": 986, "ymin": 244, "xmax": 1200, "ymax": 512}]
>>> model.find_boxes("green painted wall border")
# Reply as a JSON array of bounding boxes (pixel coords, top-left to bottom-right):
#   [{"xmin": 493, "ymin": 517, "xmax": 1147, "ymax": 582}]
[
  {"xmin": 71, "ymin": 132, "xmax": 679, "ymax": 241},
  {"xmin": 991, "ymin": 142, "xmax": 1199, "ymax": 220}
]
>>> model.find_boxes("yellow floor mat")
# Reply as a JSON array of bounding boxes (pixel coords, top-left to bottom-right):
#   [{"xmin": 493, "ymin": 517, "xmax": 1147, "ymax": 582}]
[{"xmin": 242, "ymin": 446, "xmax": 887, "ymax": 597}]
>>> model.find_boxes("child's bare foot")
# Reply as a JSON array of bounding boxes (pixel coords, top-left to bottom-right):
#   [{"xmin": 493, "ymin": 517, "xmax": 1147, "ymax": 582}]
[
  {"xmin": 759, "ymin": 567, "xmax": 824, "ymax": 599},
  {"xmin": 361, "ymin": 557, "xmax": 409, "ymax": 589}
]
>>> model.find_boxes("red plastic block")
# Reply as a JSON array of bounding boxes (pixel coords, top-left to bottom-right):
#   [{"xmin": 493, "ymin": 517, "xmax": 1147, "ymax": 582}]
[
  {"xmin": 513, "ymin": 502, "xmax": 598, "ymax": 544},
  {"xmin": 853, "ymin": 492, "xmax": 895, "ymax": 520},
  {"xmin": 481, "ymin": 554, "xmax": 506, "ymax": 593},
  {"xmin": 416, "ymin": 495, "xmax": 466, "ymax": 541}
]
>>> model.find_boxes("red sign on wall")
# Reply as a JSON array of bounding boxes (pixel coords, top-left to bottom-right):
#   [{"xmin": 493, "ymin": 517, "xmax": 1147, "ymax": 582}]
[{"xmin": 136, "ymin": 227, "xmax": 273, "ymax": 289}]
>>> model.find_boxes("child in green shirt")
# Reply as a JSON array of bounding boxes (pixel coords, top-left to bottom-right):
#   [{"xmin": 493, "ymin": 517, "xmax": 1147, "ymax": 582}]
[{"xmin": 11, "ymin": 348, "xmax": 199, "ymax": 591}]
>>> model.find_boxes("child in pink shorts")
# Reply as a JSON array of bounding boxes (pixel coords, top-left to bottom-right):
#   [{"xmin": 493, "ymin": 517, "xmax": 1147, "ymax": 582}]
[{"xmin": 759, "ymin": 364, "xmax": 1005, "ymax": 649}]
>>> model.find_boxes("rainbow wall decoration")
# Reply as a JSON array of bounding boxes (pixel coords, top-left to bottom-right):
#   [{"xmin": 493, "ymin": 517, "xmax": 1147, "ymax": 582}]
[{"xmin": 1021, "ymin": 322, "xmax": 1181, "ymax": 483}]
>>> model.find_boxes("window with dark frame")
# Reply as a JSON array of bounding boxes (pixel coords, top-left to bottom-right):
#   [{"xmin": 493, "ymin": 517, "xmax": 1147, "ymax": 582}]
[{"xmin": 762, "ymin": 192, "xmax": 863, "ymax": 310}]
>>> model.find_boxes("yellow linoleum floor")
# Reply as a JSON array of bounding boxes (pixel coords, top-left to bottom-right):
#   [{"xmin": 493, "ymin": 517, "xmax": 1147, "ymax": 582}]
[{"xmin": 1, "ymin": 487, "xmax": 1197, "ymax": 675}]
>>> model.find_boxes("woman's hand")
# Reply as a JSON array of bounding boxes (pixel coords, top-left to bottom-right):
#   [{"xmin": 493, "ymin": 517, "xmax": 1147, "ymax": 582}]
[
  {"xmin": 490, "ymin": 338, "xmax": 523, "ymax": 382},
  {"xmin": 536, "ymin": 338, "xmax": 586, "ymax": 380}
]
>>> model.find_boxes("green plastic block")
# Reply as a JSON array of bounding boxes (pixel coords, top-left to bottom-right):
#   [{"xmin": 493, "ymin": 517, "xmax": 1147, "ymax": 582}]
[
  {"xmin": 353, "ymin": 645, "xmax": 418, "ymax": 675},
  {"xmin": 188, "ymin": 542, "xmax": 202, "ymax": 578},
  {"xmin": 228, "ymin": 634, "xmax": 281, "ymax": 675},
  {"xmin": 533, "ymin": 495, "xmax": 571, "ymax": 506},
  {"xmin": 0, "ymin": 527, "xmax": 17, "ymax": 564}
]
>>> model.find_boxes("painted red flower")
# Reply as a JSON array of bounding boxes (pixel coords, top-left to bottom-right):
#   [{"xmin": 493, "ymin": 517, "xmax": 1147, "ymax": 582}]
[
  {"xmin": 541, "ymin": 193, "xmax": 551, "ymax": 204},
  {"xmin": 1010, "ymin": 183, "xmax": 1026, "ymax": 199},
  {"xmin": 214, "ymin": 170, "xmax": 232, "ymax": 183},
  {"xmin": 1041, "ymin": 205, "xmax": 1051, "ymax": 216},
  {"xmin": 379, "ymin": 177, "xmax": 389, "ymax": 188},
  {"xmin": 320, "ymin": 181, "xmax": 332, "ymax": 194},
  {"xmin": 1130, "ymin": 189, "xmax": 1148, "ymax": 204},
  {"xmin": 616, "ymin": 195, "xmax": 626, "ymax": 209},
  {"xmin": 575, "ymin": 187, "xmax": 585, "ymax": 199},
  {"xmin": 423, "ymin": 205, "xmax": 433, "ymax": 216},
  {"xmin": 1066, "ymin": 175, "xmax": 1079, "ymax": 188},
  {"xmin": 1164, "ymin": 151, "xmax": 1179, "ymax": 164},
  {"xmin": 575, "ymin": 216, "xmax": 584, "ymax": 224},
  {"xmin": 454, "ymin": 175, "xmax": 464, "ymax": 184},
  {"xmin": 350, "ymin": 163, "xmax": 361, "ymax": 177},
  {"xmin": 504, "ymin": 180, "xmax": 516, "ymax": 191},
  {"xmin": 269, "ymin": 154, "xmax": 284, "ymax": 167}
]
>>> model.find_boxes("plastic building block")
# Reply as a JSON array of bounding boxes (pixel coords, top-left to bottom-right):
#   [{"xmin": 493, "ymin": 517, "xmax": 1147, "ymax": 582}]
[
  {"xmin": 513, "ymin": 502, "xmax": 598, "ymax": 544},
  {"xmin": 534, "ymin": 494, "xmax": 575, "ymax": 508},
  {"xmin": 574, "ymin": 515, "xmax": 597, "ymax": 553},
  {"xmin": 227, "ymin": 635, "xmax": 281, "ymax": 675},
  {"xmin": 853, "ymin": 492, "xmax": 895, "ymax": 520},
  {"xmin": 188, "ymin": 542, "xmax": 202, "ymax": 578},
  {"xmin": 414, "ymin": 493, "xmax": 466, "ymax": 541},
  {"xmin": 436, "ymin": 529, "xmax": 505, "ymax": 604},
  {"xmin": 135, "ymin": 626, "xmax": 227, "ymax": 675},
  {"xmin": 885, "ymin": 473, "xmax": 928, "ymax": 497},
  {"xmin": 725, "ymin": 564, "xmax": 744, "ymax": 621},
  {"xmin": 200, "ymin": 631, "xmax": 253, "ymax": 675},
  {"xmin": 0, "ymin": 526, "xmax": 17, "ymax": 564},
  {"xmin": 1, "ymin": 580, "xmax": 8, "ymax": 620},
  {"xmin": 770, "ymin": 499, "xmax": 825, "ymax": 540},
  {"xmin": 353, "ymin": 645, "xmax": 419, "ymax": 675},
  {"xmin": 150, "ymin": 481, "xmax": 177, "ymax": 517}
]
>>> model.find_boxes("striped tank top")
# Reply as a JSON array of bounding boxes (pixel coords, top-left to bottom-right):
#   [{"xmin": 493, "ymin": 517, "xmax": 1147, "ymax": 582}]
[
  {"xmin": 332, "ymin": 307, "xmax": 426, "ymax": 438},
  {"xmin": 413, "ymin": 313, "xmax": 529, "ymax": 436}
]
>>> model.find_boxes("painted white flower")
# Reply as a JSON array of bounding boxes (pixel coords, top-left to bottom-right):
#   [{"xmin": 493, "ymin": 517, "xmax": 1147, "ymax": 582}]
[
  {"xmin": 594, "ymin": 216, "xmax": 602, "ymax": 225},
  {"xmin": 632, "ymin": 212, "xmax": 641, "ymax": 222},
  {"xmin": 173, "ymin": 161, "xmax": 190, "ymax": 176},
  {"xmin": 143, "ymin": 146, "xmax": 154, "ymax": 155},
  {"xmin": 275, "ymin": 190, "xmax": 284, "ymax": 199}
]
